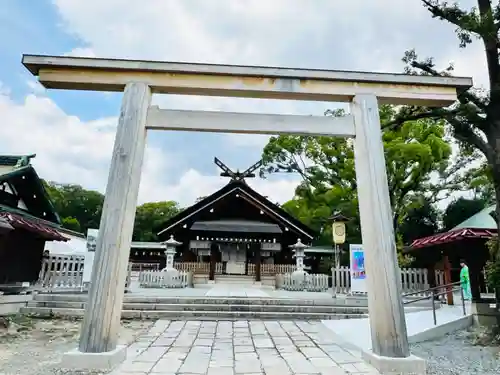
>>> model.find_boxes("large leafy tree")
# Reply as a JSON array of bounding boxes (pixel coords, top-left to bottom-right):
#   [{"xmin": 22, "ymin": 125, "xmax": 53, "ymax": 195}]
[
  {"xmin": 387, "ymin": 1, "xmax": 500, "ymax": 258},
  {"xmin": 442, "ymin": 197, "xmax": 488, "ymax": 230},
  {"xmin": 44, "ymin": 181, "xmax": 181, "ymax": 241},
  {"xmin": 132, "ymin": 201, "xmax": 181, "ymax": 242},
  {"xmin": 262, "ymin": 105, "xmax": 453, "ymax": 246},
  {"xmin": 399, "ymin": 197, "xmax": 440, "ymax": 245},
  {"xmin": 44, "ymin": 181, "xmax": 104, "ymax": 233}
]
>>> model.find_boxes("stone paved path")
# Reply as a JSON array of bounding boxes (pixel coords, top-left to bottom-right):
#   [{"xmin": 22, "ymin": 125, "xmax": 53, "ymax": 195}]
[{"xmin": 111, "ymin": 320, "xmax": 380, "ymax": 375}]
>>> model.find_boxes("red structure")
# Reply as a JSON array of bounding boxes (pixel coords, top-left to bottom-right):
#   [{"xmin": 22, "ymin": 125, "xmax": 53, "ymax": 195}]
[{"xmin": 407, "ymin": 206, "xmax": 496, "ymax": 301}]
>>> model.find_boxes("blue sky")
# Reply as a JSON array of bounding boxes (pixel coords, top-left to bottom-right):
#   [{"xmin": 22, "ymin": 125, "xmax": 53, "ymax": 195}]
[{"xmin": 0, "ymin": 0, "xmax": 488, "ymax": 206}]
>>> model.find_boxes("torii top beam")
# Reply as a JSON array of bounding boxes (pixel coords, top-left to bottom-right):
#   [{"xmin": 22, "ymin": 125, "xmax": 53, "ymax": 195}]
[{"xmin": 22, "ymin": 55, "xmax": 472, "ymax": 106}]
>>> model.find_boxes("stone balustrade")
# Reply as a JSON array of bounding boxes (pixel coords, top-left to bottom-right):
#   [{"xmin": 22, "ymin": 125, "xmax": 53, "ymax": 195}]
[
  {"xmin": 276, "ymin": 273, "xmax": 329, "ymax": 292},
  {"xmin": 138, "ymin": 270, "xmax": 193, "ymax": 288}
]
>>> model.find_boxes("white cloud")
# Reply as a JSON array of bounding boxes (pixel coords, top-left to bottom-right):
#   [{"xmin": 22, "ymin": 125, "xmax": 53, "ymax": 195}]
[
  {"xmin": 25, "ymin": 80, "xmax": 46, "ymax": 95},
  {"xmin": 64, "ymin": 47, "xmax": 96, "ymax": 58},
  {"xmin": 159, "ymin": 169, "xmax": 299, "ymax": 205},
  {"xmin": 0, "ymin": 86, "xmax": 298, "ymax": 206}
]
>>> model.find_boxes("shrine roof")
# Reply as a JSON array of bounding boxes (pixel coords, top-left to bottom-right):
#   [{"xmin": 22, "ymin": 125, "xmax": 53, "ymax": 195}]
[
  {"xmin": 408, "ymin": 227, "xmax": 495, "ymax": 250},
  {"xmin": 157, "ymin": 179, "xmax": 316, "ymax": 240},
  {"xmin": 408, "ymin": 205, "xmax": 497, "ymax": 251},
  {"xmin": 0, "ymin": 154, "xmax": 60, "ymax": 224},
  {"xmin": 452, "ymin": 205, "xmax": 497, "ymax": 230},
  {"xmin": 191, "ymin": 220, "xmax": 282, "ymax": 234},
  {"xmin": 0, "ymin": 205, "xmax": 68, "ymax": 242}
]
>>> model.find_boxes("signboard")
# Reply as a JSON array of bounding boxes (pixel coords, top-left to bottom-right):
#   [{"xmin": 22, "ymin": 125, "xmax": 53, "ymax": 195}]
[
  {"xmin": 349, "ymin": 244, "xmax": 367, "ymax": 294},
  {"xmin": 189, "ymin": 240, "xmax": 211, "ymax": 249},
  {"xmin": 82, "ymin": 228, "xmax": 99, "ymax": 284},
  {"xmin": 261, "ymin": 242, "xmax": 281, "ymax": 251}
]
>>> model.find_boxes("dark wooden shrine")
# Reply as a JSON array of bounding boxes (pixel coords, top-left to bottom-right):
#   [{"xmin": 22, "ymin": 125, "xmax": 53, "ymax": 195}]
[
  {"xmin": 0, "ymin": 155, "xmax": 68, "ymax": 287},
  {"xmin": 157, "ymin": 157, "xmax": 316, "ymax": 281}
]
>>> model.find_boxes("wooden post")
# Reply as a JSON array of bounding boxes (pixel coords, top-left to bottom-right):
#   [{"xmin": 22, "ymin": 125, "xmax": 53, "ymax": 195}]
[
  {"xmin": 351, "ymin": 94, "xmax": 410, "ymax": 358},
  {"xmin": 443, "ymin": 255, "xmax": 454, "ymax": 305},
  {"xmin": 468, "ymin": 256, "xmax": 482, "ymax": 302},
  {"xmin": 78, "ymin": 82, "xmax": 151, "ymax": 353},
  {"xmin": 255, "ymin": 245, "xmax": 261, "ymax": 282},
  {"xmin": 209, "ymin": 243, "xmax": 216, "ymax": 281}
]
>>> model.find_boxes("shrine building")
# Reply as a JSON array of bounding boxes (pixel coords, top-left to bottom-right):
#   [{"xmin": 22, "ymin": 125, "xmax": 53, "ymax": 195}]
[
  {"xmin": 0, "ymin": 155, "xmax": 68, "ymax": 288},
  {"xmin": 155, "ymin": 158, "xmax": 317, "ymax": 282}
]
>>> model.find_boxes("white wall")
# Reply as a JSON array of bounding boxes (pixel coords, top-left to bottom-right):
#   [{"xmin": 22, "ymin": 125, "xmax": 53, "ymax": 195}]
[{"xmin": 45, "ymin": 234, "xmax": 87, "ymax": 256}]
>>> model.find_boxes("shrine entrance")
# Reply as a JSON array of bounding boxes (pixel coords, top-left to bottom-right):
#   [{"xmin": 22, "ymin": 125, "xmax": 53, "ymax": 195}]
[
  {"xmin": 22, "ymin": 54, "xmax": 472, "ymax": 370},
  {"xmin": 221, "ymin": 243, "xmax": 246, "ymax": 275}
]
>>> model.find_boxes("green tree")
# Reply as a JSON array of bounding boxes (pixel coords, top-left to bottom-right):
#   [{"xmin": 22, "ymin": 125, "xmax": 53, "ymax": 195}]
[
  {"xmin": 262, "ymin": 105, "xmax": 453, "ymax": 245},
  {"xmin": 133, "ymin": 201, "xmax": 181, "ymax": 242},
  {"xmin": 61, "ymin": 216, "xmax": 81, "ymax": 232},
  {"xmin": 442, "ymin": 197, "xmax": 487, "ymax": 231},
  {"xmin": 43, "ymin": 181, "xmax": 181, "ymax": 241},
  {"xmin": 387, "ymin": 1, "xmax": 500, "ymax": 258},
  {"xmin": 386, "ymin": 0, "xmax": 500, "ymax": 313},
  {"xmin": 399, "ymin": 197, "xmax": 440, "ymax": 245},
  {"xmin": 43, "ymin": 181, "xmax": 104, "ymax": 233},
  {"xmin": 463, "ymin": 162, "xmax": 496, "ymax": 203}
]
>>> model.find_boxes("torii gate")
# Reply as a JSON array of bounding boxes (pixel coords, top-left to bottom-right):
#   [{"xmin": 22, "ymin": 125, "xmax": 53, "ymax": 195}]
[{"xmin": 22, "ymin": 54, "xmax": 472, "ymax": 374}]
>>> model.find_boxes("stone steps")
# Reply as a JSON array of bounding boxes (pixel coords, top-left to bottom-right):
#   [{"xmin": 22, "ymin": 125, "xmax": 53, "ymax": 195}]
[
  {"xmin": 26, "ymin": 301, "xmax": 367, "ymax": 314},
  {"xmin": 214, "ymin": 275, "xmax": 259, "ymax": 285},
  {"xmin": 19, "ymin": 306, "xmax": 366, "ymax": 320},
  {"xmin": 29, "ymin": 294, "xmax": 438, "ymax": 307},
  {"xmin": 20, "ymin": 293, "xmax": 436, "ymax": 321}
]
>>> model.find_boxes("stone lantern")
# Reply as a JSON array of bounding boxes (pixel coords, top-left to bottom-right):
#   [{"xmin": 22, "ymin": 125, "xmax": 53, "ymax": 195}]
[
  {"xmin": 289, "ymin": 238, "xmax": 309, "ymax": 286},
  {"xmin": 162, "ymin": 235, "xmax": 182, "ymax": 274},
  {"xmin": 290, "ymin": 238, "xmax": 308, "ymax": 272}
]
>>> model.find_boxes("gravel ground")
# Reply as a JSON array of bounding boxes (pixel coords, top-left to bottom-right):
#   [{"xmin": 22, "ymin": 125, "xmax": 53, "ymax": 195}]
[
  {"xmin": 2, "ymin": 315, "xmax": 500, "ymax": 375},
  {"xmin": 411, "ymin": 328, "xmax": 500, "ymax": 375},
  {"xmin": 0, "ymin": 315, "xmax": 152, "ymax": 375}
]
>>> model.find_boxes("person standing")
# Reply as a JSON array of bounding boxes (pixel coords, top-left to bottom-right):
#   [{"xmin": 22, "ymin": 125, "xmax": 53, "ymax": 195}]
[{"xmin": 460, "ymin": 259, "xmax": 472, "ymax": 301}]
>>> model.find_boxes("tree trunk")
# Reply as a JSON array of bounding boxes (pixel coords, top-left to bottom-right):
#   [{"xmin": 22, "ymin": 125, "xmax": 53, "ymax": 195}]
[{"xmin": 491, "ymin": 169, "xmax": 500, "ymax": 322}]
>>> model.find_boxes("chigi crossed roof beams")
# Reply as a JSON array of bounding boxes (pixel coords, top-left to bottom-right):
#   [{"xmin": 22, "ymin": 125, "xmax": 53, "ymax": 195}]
[{"xmin": 157, "ymin": 157, "xmax": 316, "ymax": 242}]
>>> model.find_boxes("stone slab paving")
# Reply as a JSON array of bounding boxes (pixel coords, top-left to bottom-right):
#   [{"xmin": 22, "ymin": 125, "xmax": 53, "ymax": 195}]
[
  {"xmin": 110, "ymin": 320, "xmax": 380, "ymax": 375},
  {"xmin": 322, "ymin": 301, "xmax": 472, "ymax": 351},
  {"xmin": 127, "ymin": 283, "xmax": 336, "ymax": 300}
]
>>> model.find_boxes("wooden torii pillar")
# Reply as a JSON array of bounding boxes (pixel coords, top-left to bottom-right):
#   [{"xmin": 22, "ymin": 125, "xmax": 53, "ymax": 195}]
[{"xmin": 22, "ymin": 54, "xmax": 472, "ymax": 374}]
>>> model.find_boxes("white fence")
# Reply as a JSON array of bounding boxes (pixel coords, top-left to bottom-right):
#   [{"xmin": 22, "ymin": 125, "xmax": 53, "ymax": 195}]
[
  {"xmin": 276, "ymin": 273, "xmax": 329, "ymax": 292},
  {"xmin": 331, "ymin": 266, "xmax": 445, "ymax": 296},
  {"xmin": 248, "ymin": 263, "xmax": 295, "ymax": 276},
  {"xmin": 172, "ymin": 262, "xmax": 295, "ymax": 276},
  {"xmin": 37, "ymin": 255, "xmax": 132, "ymax": 292},
  {"xmin": 138, "ymin": 270, "xmax": 193, "ymax": 288},
  {"xmin": 174, "ymin": 262, "xmax": 223, "ymax": 274}
]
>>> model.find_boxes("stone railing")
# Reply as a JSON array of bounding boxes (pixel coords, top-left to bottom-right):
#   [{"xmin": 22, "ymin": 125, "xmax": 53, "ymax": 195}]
[
  {"xmin": 276, "ymin": 273, "xmax": 329, "ymax": 292},
  {"xmin": 37, "ymin": 255, "xmax": 132, "ymax": 292},
  {"xmin": 138, "ymin": 270, "xmax": 193, "ymax": 288},
  {"xmin": 174, "ymin": 262, "xmax": 223, "ymax": 274},
  {"xmin": 248, "ymin": 263, "xmax": 295, "ymax": 276}
]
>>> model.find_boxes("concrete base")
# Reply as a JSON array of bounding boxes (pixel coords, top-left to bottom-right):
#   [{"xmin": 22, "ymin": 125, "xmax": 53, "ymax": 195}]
[
  {"xmin": 471, "ymin": 301, "xmax": 500, "ymax": 328},
  {"xmin": 409, "ymin": 315, "xmax": 473, "ymax": 344},
  {"xmin": 362, "ymin": 350, "xmax": 426, "ymax": 375},
  {"xmin": 61, "ymin": 345, "xmax": 126, "ymax": 371}
]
